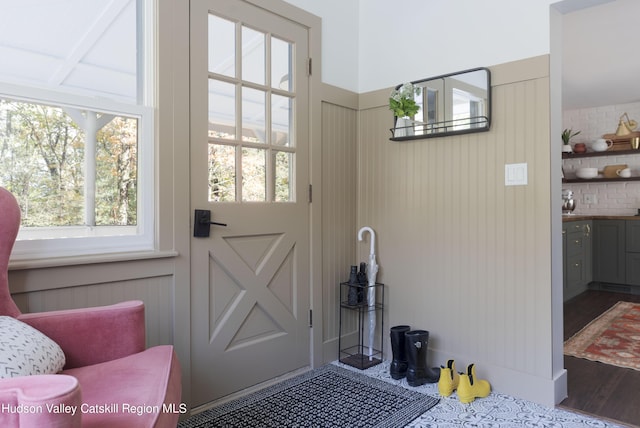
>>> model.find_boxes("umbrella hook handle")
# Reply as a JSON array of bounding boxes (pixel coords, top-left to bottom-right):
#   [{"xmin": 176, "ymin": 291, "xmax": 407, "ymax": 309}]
[{"xmin": 357, "ymin": 226, "xmax": 376, "ymax": 256}]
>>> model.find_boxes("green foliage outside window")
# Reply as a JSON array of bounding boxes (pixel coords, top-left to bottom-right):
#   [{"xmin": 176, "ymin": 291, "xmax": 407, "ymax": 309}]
[{"xmin": 0, "ymin": 98, "xmax": 137, "ymax": 227}]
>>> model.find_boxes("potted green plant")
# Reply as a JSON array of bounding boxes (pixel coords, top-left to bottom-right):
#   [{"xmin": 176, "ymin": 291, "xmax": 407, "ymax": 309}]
[
  {"xmin": 390, "ymin": 83, "xmax": 421, "ymax": 137},
  {"xmin": 562, "ymin": 128, "xmax": 580, "ymax": 153}
]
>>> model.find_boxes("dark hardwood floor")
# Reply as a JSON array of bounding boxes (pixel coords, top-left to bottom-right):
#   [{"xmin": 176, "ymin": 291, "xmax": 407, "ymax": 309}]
[{"xmin": 560, "ymin": 290, "xmax": 640, "ymax": 427}]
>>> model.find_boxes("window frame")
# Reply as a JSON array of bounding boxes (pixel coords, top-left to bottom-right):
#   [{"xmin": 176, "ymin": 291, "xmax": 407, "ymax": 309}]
[
  {"xmin": 0, "ymin": 0, "xmax": 157, "ymax": 263},
  {"xmin": 0, "ymin": 82, "xmax": 155, "ymax": 262}
]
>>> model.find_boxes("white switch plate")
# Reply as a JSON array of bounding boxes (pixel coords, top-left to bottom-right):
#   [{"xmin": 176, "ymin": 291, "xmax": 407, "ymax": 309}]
[
  {"xmin": 584, "ymin": 193, "xmax": 597, "ymax": 204},
  {"xmin": 505, "ymin": 163, "xmax": 528, "ymax": 186}
]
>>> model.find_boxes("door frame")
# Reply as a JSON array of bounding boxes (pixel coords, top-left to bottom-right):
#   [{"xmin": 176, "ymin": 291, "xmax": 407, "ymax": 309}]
[
  {"xmin": 186, "ymin": 0, "xmax": 323, "ymax": 409},
  {"xmin": 157, "ymin": 0, "xmax": 322, "ymax": 413}
]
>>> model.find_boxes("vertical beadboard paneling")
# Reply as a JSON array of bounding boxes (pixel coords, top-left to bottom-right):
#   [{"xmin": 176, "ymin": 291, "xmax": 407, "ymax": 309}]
[
  {"xmin": 14, "ymin": 276, "xmax": 175, "ymax": 347},
  {"xmin": 321, "ymin": 99, "xmax": 358, "ymax": 360},
  {"xmin": 357, "ymin": 57, "xmax": 552, "ymax": 401}
]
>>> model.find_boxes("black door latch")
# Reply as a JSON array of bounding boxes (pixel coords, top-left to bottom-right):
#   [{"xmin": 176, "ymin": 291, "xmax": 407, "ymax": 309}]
[{"xmin": 193, "ymin": 209, "xmax": 227, "ymax": 237}]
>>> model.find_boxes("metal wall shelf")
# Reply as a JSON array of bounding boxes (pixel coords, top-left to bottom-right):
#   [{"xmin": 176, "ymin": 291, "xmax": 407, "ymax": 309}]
[{"xmin": 390, "ymin": 116, "xmax": 490, "ymax": 141}]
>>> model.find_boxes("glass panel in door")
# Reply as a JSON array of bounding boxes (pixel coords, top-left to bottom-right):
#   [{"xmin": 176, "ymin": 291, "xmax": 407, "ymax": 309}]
[{"xmin": 207, "ymin": 14, "xmax": 296, "ymax": 203}]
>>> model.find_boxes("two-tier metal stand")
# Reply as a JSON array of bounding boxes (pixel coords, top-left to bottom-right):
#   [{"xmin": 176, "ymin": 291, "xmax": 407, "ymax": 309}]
[{"xmin": 338, "ymin": 281, "xmax": 384, "ymax": 369}]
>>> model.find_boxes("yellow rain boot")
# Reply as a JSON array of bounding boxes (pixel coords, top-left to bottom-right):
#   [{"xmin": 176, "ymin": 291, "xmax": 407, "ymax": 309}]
[
  {"xmin": 457, "ymin": 364, "xmax": 491, "ymax": 404},
  {"xmin": 437, "ymin": 360, "xmax": 460, "ymax": 397}
]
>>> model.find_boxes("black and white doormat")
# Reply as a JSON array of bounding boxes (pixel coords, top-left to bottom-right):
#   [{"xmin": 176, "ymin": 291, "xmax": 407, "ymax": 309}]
[{"xmin": 179, "ymin": 364, "xmax": 439, "ymax": 428}]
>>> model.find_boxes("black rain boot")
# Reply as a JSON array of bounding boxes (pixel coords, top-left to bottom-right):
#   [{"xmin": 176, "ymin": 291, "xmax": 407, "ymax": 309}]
[
  {"xmin": 389, "ymin": 325, "xmax": 411, "ymax": 379},
  {"xmin": 405, "ymin": 330, "xmax": 440, "ymax": 386}
]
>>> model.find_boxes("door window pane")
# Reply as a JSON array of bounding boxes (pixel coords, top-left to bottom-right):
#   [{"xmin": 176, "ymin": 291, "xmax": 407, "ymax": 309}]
[
  {"xmin": 274, "ymin": 151, "xmax": 293, "ymax": 202},
  {"xmin": 272, "ymin": 94, "xmax": 292, "ymax": 147},
  {"xmin": 208, "ymin": 144, "xmax": 236, "ymax": 202},
  {"xmin": 242, "ymin": 147, "xmax": 266, "ymax": 201},
  {"xmin": 209, "ymin": 15, "xmax": 235, "ymax": 77},
  {"xmin": 272, "ymin": 37, "xmax": 293, "ymax": 92},
  {"xmin": 241, "ymin": 26, "xmax": 265, "ymax": 85},
  {"xmin": 206, "ymin": 13, "xmax": 297, "ymax": 204},
  {"xmin": 242, "ymin": 87, "xmax": 266, "ymax": 143},
  {"xmin": 209, "ymin": 79, "xmax": 236, "ymax": 140}
]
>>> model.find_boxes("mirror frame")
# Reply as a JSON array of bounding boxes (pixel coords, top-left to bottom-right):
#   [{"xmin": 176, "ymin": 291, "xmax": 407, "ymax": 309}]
[{"xmin": 390, "ymin": 67, "xmax": 491, "ymax": 141}]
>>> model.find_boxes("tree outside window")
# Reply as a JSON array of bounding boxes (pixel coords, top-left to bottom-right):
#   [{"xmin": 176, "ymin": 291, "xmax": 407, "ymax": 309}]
[{"xmin": 0, "ymin": 98, "xmax": 138, "ymax": 229}]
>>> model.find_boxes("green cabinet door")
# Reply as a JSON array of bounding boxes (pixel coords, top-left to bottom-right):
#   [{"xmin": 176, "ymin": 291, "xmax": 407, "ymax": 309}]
[
  {"xmin": 592, "ymin": 220, "xmax": 626, "ymax": 284},
  {"xmin": 563, "ymin": 220, "xmax": 592, "ymax": 301},
  {"xmin": 625, "ymin": 221, "xmax": 640, "ymax": 285}
]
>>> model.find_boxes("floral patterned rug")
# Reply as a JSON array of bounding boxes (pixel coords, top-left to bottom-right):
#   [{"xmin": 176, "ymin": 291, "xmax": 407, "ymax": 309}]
[{"xmin": 564, "ymin": 301, "xmax": 640, "ymax": 371}]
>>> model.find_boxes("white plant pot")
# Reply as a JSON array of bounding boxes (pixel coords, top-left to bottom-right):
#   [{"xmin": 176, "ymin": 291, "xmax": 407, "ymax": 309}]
[{"xmin": 395, "ymin": 117, "xmax": 414, "ymax": 138}]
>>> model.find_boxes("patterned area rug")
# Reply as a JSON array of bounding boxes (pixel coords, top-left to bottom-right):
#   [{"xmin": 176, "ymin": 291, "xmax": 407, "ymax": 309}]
[
  {"xmin": 564, "ymin": 301, "xmax": 640, "ymax": 371},
  {"xmin": 179, "ymin": 364, "xmax": 439, "ymax": 428}
]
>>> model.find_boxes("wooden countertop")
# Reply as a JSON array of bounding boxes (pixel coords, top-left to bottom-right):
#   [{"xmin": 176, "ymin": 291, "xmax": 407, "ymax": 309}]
[{"xmin": 562, "ymin": 215, "xmax": 640, "ymax": 222}]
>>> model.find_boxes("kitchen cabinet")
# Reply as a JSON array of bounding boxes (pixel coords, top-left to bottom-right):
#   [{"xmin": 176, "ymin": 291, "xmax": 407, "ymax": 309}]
[
  {"xmin": 626, "ymin": 253, "xmax": 640, "ymax": 286},
  {"xmin": 626, "ymin": 221, "xmax": 640, "ymax": 252},
  {"xmin": 625, "ymin": 222, "xmax": 640, "ymax": 285},
  {"xmin": 564, "ymin": 218, "xmax": 640, "ymax": 295},
  {"xmin": 562, "ymin": 220, "xmax": 592, "ymax": 301},
  {"xmin": 592, "ymin": 220, "xmax": 626, "ymax": 284}
]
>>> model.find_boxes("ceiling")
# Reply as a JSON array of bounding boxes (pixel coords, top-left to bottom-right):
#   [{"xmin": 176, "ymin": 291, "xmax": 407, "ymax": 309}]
[
  {"xmin": 561, "ymin": 0, "xmax": 640, "ymax": 110},
  {"xmin": 0, "ymin": 0, "xmax": 137, "ymax": 103},
  {"xmin": 0, "ymin": 0, "xmax": 636, "ymax": 112}
]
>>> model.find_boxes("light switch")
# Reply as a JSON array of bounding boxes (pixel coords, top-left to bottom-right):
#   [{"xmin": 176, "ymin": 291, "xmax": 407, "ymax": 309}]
[{"xmin": 505, "ymin": 163, "xmax": 528, "ymax": 186}]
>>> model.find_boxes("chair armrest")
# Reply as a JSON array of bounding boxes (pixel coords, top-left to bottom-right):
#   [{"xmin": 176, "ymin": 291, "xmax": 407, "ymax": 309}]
[
  {"xmin": 0, "ymin": 374, "xmax": 82, "ymax": 428},
  {"xmin": 18, "ymin": 301, "xmax": 146, "ymax": 369}
]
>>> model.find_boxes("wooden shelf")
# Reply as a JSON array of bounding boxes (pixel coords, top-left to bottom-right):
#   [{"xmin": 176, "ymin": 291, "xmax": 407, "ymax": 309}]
[
  {"xmin": 562, "ymin": 148, "xmax": 640, "ymax": 159},
  {"xmin": 563, "ymin": 132, "xmax": 640, "ymax": 158},
  {"xmin": 562, "ymin": 133, "xmax": 640, "ymax": 184},
  {"xmin": 562, "ymin": 176, "xmax": 640, "ymax": 184}
]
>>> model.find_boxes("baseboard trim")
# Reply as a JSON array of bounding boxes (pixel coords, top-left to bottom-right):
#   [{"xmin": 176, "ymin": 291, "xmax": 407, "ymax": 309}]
[{"xmin": 429, "ymin": 349, "xmax": 567, "ymax": 407}]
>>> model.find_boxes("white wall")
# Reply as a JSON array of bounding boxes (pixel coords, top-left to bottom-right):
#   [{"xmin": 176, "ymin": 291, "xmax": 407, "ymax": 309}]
[
  {"xmin": 357, "ymin": 0, "xmax": 559, "ymax": 92},
  {"xmin": 283, "ymin": 0, "xmax": 559, "ymax": 93},
  {"xmin": 562, "ymin": 0, "xmax": 640, "ymax": 109},
  {"xmin": 282, "ymin": 0, "xmax": 359, "ymax": 91}
]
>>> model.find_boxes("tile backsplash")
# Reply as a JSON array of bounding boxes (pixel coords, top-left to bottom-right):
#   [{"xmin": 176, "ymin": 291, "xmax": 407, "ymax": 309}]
[{"xmin": 563, "ymin": 101, "xmax": 640, "ymax": 216}]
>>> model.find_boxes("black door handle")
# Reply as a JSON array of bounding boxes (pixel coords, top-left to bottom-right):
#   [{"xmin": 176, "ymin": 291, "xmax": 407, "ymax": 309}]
[{"xmin": 194, "ymin": 209, "xmax": 227, "ymax": 237}]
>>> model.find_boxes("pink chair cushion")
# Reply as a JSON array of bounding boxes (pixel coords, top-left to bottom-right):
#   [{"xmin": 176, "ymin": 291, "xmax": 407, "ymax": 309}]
[
  {"xmin": 63, "ymin": 345, "xmax": 181, "ymax": 428},
  {"xmin": 0, "ymin": 374, "xmax": 82, "ymax": 427},
  {"xmin": 19, "ymin": 301, "xmax": 146, "ymax": 369}
]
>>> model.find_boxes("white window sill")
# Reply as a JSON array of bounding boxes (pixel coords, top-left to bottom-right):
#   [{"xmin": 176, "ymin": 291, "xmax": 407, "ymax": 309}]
[{"xmin": 9, "ymin": 250, "xmax": 179, "ymax": 271}]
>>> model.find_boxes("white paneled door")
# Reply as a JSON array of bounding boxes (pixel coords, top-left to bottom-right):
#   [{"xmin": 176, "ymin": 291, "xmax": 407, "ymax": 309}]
[{"xmin": 190, "ymin": 0, "xmax": 311, "ymax": 407}]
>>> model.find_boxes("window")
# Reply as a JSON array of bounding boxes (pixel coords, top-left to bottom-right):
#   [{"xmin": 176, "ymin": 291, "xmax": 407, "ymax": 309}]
[
  {"xmin": 207, "ymin": 14, "xmax": 296, "ymax": 203},
  {"xmin": 452, "ymin": 88, "xmax": 484, "ymax": 130},
  {"xmin": 0, "ymin": 0, "xmax": 154, "ymax": 260}
]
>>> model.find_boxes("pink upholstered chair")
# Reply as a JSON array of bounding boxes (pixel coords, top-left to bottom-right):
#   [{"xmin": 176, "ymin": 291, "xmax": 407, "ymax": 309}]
[{"xmin": 0, "ymin": 187, "xmax": 182, "ymax": 427}]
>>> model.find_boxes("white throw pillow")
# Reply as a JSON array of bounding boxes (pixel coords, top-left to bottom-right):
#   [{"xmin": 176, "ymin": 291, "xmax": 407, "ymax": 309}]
[{"xmin": 0, "ymin": 316, "xmax": 66, "ymax": 378}]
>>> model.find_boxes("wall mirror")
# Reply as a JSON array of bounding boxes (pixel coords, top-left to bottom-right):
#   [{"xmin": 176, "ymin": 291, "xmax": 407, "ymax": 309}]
[{"xmin": 390, "ymin": 67, "xmax": 491, "ymax": 141}]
